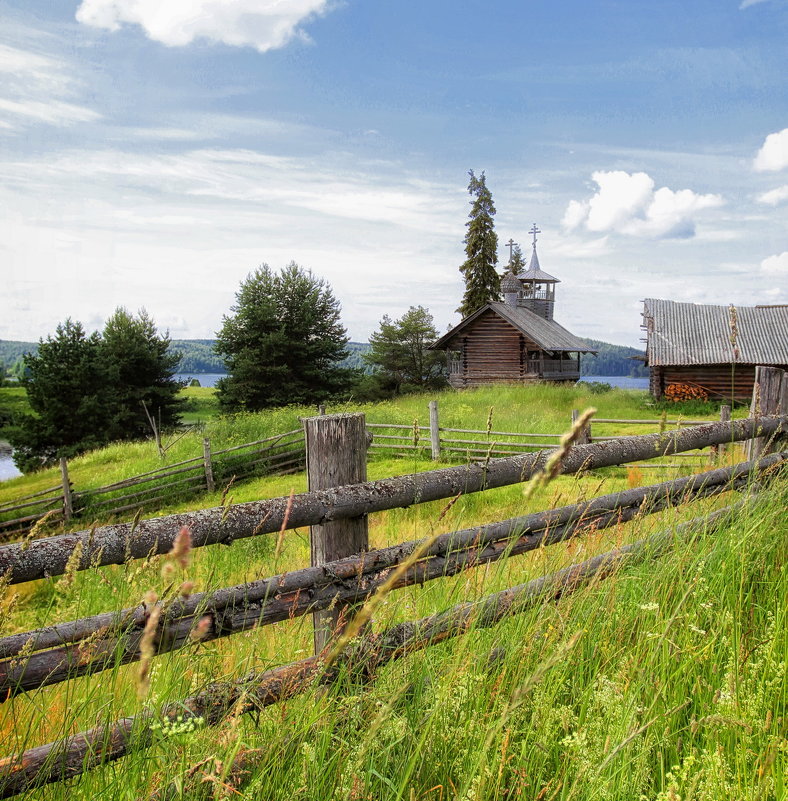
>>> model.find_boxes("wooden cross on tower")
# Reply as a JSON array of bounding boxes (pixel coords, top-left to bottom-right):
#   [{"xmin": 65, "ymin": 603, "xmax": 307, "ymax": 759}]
[
  {"xmin": 505, "ymin": 238, "xmax": 516, "ymax": 266},
  {"xmin": 529, "ymin": 223, "xmax": 541, "ymax": 249}
]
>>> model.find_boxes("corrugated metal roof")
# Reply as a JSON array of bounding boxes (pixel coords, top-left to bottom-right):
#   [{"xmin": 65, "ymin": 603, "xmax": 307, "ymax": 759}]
[
  {"xmin": 643, "ymin": 298, "xmax": 788, "ymax": 366},
  {"xmin": 432, "ymin": 302, "xmax": 596, "ymax": 353}
]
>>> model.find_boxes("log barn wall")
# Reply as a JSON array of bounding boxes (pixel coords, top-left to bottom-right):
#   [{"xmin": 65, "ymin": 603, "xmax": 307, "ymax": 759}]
[{"xmin": 651, "ymin": 363, "xmax": 787, "ymax": 403}]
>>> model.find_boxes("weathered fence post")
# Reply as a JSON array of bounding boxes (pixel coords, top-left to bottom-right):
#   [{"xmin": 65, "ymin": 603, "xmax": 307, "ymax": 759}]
[
  {"xmin": 203, "ymin": 438, "xmax": 215, "ymax": 493},
  {"xmin": 304, "ymin": 413, "xmax": 369, "ymax": 654},
  {"xmin": 318, "ymin": 404, "xmax": 326, "ymax": 416},
  {"xmin": 572, "ymin": 409, "xmax": 591, "ymax": 445},
  {"xmin": 716, "ymin": 405, "xmax": 731, "ymax": 458},
  {"xmin": 59, "ymin": 458, "xmax": 73, "ymax": 522},
  {"xmin": 429, "ymin": 400, "xmax": 441, "ymax": 460},
  {"xmin": 746, "ymin": 367, "xmax": 788, "ymax": 460}
]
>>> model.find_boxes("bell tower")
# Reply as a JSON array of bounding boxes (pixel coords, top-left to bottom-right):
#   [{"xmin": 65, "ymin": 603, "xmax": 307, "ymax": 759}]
[{"xmin": 515, "ymin": 223, "xmax": 560, "ymax": 321}]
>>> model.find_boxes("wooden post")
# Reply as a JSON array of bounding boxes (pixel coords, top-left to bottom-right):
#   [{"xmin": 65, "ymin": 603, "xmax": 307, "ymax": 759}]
[
  {"xmin": 572, "ymin": 409, "xmax": 591, "ymax": 445},
  {"xmin": 429, "ymin": 400, "xmax": 440, "ymax": 460},
  {"xmin": 304, "ymin": 413, "xmax": 369, "ymax": 654},
  {"xmin": 716, "ymin": 405, "xmax": 731, "ymax": 458},
  {"xmin": 318, "ymin": 404, "xmax": 326, "ymax": 416},
  {"xmin": 59, "ymin": 457, "xmax": 73, "ymax": 522},
  {"xmin": 746, "ymin": 366, "xmax": 787, "ymax": 460},
  {"xmin": 203, "ymin": 438, "xmax": 215, "ymax": 493}
]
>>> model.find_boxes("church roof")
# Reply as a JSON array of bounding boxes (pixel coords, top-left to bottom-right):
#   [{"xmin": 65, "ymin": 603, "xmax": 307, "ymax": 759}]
[
  {"xmin": 515, "ymin": 246, "xmax": 560, "ymax": 283},
  {"xmin": 432, "ymin": 302, "xmax": 596, "ymax": 353}
]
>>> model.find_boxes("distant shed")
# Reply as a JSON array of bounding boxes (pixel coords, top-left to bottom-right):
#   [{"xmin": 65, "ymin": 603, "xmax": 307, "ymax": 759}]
[{"xmin": 642, "ymin": 298, "xmax": 788, "ymax": 401}]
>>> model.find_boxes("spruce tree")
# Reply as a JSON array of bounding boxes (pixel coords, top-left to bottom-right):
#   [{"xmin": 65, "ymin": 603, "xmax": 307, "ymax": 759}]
[
  {"xmin": 101, "ymin": 307, "xmax": 183, "ymax": 441},
  {"xmin": 458, "ymin": 170, "xmax": 500, "ymax": 317},
  {"xmin": 215, "ymin": 263, "xmax": 356, "ymax": 411},
  {"xmin": 509, "ymin": 242, "xmax": 525, "ymax": 274}
]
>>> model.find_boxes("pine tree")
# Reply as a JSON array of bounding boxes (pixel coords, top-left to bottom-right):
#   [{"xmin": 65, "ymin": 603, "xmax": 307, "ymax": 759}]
[
  {"xmin": 458, "ymin": 170, "xmax": 500, "ymax": 317},
  {"xmin": 101, "ymin": 307, "xmax": 183, "ymax": 441},
  {"xmin": 10, "ymin": 320, "xmax": 109, "ymax": 471},
  {"xmin": 215, "ymin": 263, "xmax": 356, "ymax": 411},
  {"xmin": 365, "ymin": 306, "xmax": 447, "ymax": 395}
]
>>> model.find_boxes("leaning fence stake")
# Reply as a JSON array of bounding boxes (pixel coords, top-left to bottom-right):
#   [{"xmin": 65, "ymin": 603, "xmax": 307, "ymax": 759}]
[
  {"xmin": 59, "ymin": 458, "xmax": 73, "ymax": 523},
  {"xmin": 202, "ymin": 438, "xmax": 215, "ymax": 494}
]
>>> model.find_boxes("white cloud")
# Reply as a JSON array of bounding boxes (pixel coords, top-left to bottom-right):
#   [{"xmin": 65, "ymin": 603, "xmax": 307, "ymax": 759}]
[
  {"xmin": 561, "ymin": 170, "xmax": 724, "ymax": 239},
  {"xmin": 0, "ymin": 43, "xmax": 99, "ymax": 130},
  {"xmin": 756, "ymin": 185, "xmax": 788, "ymax": 205},
  {"xmin": 76, "ymin": 0, "xmax": 333, "ymax": 52},
  {"xmin": 0, "ymin": 145, "xmax": 467, "ymax": 341},
  {"xmin": 760, "ymin": 251, "xmax": 788, "ymax": 277},
  {"xmin": 0, "ymin": 98, "xmax": 100, "ymax": 126},
  {"xmin": 753, "ymin": 128, "xmax": 788, "ymax": 172},
  {"xmin": 739, "ymin": 0, "xmax": 771, "ymax": 8}
]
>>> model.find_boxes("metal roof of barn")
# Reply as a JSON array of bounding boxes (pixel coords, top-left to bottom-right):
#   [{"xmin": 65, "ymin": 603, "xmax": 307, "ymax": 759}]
[
  {"xmin": 643, "ymin": 298, "xmax": 788, "ymax": 366},
  {"xmin": 432, "ymin": 302, "xmax": 596, "ymax": 353}
]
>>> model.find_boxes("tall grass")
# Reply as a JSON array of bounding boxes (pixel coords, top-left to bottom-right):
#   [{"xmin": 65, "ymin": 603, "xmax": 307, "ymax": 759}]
[{"xmin": 1, "ymin": 471, "xmax": 784, "ymax": 799}]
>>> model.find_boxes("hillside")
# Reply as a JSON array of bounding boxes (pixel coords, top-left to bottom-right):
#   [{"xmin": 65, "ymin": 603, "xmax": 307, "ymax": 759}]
[{"xmin": 2, "ymin": 338, "xmax": 649, "ymax": 378}]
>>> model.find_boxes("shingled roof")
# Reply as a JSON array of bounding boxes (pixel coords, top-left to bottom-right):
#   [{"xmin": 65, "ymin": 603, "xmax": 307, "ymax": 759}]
[
  {"xmin": 515, "ymin": 246, "xmax": 560, "ymax": 283},
  {"xmin": 432, "ymin": 302, "xmax": 596, "ymax": 353},
  {"xmin": 643, "ymin": 298, "xmax": 788, "ymax": 367}
]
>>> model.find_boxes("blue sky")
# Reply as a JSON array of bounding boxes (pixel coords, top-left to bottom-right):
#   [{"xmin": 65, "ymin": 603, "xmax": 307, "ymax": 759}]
[{"xmin": 2, "ymin": 0, "xmax": 787, "ymax": 348}]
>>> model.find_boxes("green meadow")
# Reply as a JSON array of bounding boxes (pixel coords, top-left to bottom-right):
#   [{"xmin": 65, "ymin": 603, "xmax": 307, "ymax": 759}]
[{"xmin": 1, "ymin": 383, "xmax": 783, "ymax": 800}]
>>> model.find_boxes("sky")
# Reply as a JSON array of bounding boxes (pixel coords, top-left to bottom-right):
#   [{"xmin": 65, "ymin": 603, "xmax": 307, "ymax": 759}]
[{"xmin": 1, "ymin": 0, "xmax": 787, "ymax": 349}]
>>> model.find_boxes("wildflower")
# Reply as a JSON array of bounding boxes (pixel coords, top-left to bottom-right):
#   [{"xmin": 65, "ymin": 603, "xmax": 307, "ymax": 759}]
[
  {"xmin": 689, "ymin": 625, "xmax": 707, "ymax": 636},
  {"xmin": 639, "ymin": 602, "xmax": 659, "ymax": 612}
]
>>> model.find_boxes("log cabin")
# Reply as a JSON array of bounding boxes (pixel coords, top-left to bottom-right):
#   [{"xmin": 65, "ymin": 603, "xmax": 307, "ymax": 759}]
[
  {"xmin": 432, "ymin": 240, "xmax": 596, "ymax": 388},
  {"xmin": 642, "ymin": 298, "xmax": 788, "ymax": 402}
]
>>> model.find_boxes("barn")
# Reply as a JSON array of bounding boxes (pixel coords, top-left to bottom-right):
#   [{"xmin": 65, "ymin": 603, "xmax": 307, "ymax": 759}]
[
  {"xmin": 642, "ymin": 298, "xmax": 788, "ymax": 402},
  {"xmin": 432, "ymin": 241, "xmax": 595, "ymax": 388}
]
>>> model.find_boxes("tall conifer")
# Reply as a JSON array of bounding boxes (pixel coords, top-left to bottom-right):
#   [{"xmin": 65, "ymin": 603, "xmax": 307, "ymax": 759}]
[{"xmin": 458, "ymin": 170, "xmax": 500, "ymax": 317}]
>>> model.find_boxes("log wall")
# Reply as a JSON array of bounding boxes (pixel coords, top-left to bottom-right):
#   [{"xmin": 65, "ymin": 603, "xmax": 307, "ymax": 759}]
[
  {"xmin": 648, "ymin": 363, "xmax": 787, "ymax": 402},
  {"xmin": 447, "ymin": 310, "xmax": 578, "ymax": 387}
]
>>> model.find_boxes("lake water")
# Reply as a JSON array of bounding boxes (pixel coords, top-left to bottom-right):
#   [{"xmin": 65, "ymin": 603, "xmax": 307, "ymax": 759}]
[
  {"xmin": 177, "ymin": 373, "xmax": 650, "ymax": 391},
  {"xmin": 176, "ymin": 373, "xmax": 226, "ymax": 388},
  {"xmin": 0, "ymin": 442, "xmax": 22, "ymax": 482},
  {"xmin": 580, "ymin": 375, "xmax": 649, "ymax": 390}
]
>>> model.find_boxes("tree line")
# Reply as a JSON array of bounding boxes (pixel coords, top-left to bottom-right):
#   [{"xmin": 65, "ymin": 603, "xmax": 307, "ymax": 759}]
[{"xmin": 5, "ymin": 264, "xmax": 450, "ymax": 472}]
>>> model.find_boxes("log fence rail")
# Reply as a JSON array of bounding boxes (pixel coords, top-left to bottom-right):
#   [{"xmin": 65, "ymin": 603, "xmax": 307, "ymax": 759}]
[{"xmin": 1, "ymin": 371, "xmax": 784, "ymax": 541}]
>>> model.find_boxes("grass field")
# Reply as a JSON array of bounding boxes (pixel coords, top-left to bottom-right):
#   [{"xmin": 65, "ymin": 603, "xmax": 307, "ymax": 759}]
[
  {"xmin": 0, "ymin": 382, "xmax": 742, "ymax": 515},
  {"xmin": 1, "ymin": 383, "xmax": 782, "ymax": 800}
]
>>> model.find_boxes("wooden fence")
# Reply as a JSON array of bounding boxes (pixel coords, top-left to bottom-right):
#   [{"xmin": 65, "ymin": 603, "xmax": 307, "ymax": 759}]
[
  {"xmin": 0, "ymin": 407, "xmax": 786, "ymax": 796},
  {"xmin": 1, "ymin": 365, "xmax": 784, "ymax": 542},
  {"xmin": 0, "ymin": 429, "xmax": 305, "ymax": 541}
]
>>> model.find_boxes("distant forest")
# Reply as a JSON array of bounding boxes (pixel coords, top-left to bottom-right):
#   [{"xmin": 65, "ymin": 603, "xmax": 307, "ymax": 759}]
[{"xmin": 1, "ymin": 337, "xmax": 647, "ymax": 379}]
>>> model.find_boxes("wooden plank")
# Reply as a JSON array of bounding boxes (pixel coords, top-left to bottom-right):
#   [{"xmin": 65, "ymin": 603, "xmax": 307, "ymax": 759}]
[
  {"xmin": 210, "ymin": 430, "xmax": 303, "ymax": 456},
  {"xmin": 80, "ymin": 475, "xmax": 206, "ymax": 510},
  {"xmin": 367, "ymin": 423, "xmax": 430, "ymax": 431},
  {"xmin": 0, "ymin": 495, "xmax": 62, "ymax": 516},
  {"xmin": 746, "ymin": 367, "xmax": 788, "ymax": 459},
  {"xmin": 440, "ymin": 427, "xmax": 562, "ymax": 438},
  {"xmin": 593, "ymin": 418, "xmax": 708, "ymax": 425},
  {"xmin": 0, "ymin": 484, "xmax": 62, "ymax": 507}
]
